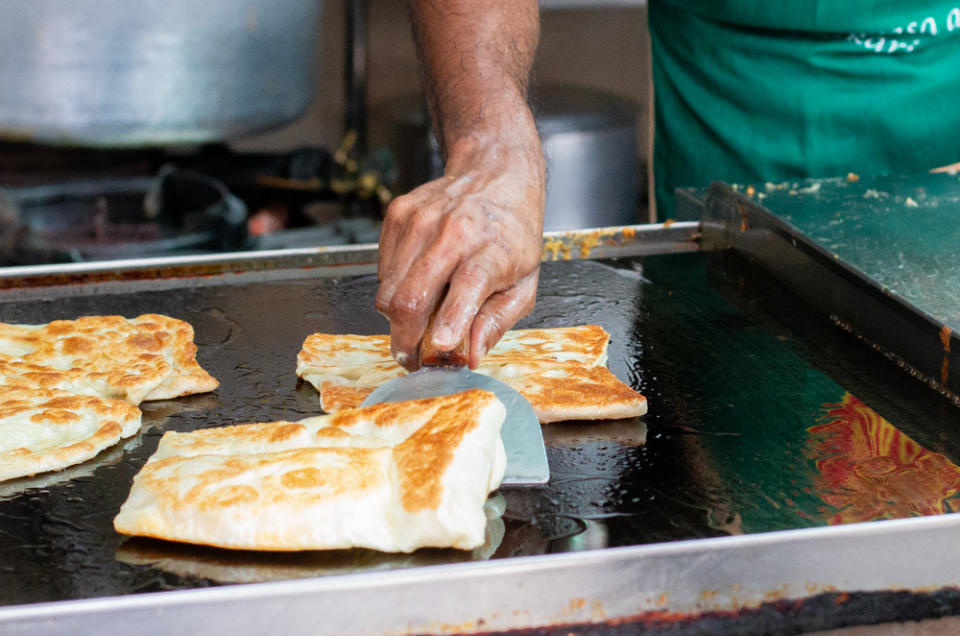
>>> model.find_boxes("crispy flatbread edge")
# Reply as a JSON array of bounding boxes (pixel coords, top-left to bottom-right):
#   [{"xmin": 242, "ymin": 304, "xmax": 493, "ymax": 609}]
[
  {"xmin": 534, "ymin": 396, "xmax": 648, "ymax": 424},
  {"xmin": 313, "ymin": 376, "xmax": 647, "ymax": 425},
  {"xmin": 142, "ymin": 369, "xmax": 219, "ymax": 401}
]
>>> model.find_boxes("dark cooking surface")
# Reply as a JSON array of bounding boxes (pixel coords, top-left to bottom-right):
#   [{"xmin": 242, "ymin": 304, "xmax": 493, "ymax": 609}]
[{"xmin": 2, "ymin": 251, "xmax": 959, "ymax": 607}]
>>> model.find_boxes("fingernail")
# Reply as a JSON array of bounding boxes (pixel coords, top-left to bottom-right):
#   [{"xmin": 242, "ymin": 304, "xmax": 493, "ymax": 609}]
[
  {"xmin": 432, "ymin": 325, "xmax": 454, "ymax": 348},
  {"xmin": 471, "ymin": 348, "xmax": 487, "ymax": 369}
]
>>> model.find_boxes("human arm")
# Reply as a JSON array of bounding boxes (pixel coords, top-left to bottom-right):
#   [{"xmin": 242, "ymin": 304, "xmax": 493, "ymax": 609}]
[{"xmin": 375, "ymin": 0, "xmax": 546, "ymax": 370}]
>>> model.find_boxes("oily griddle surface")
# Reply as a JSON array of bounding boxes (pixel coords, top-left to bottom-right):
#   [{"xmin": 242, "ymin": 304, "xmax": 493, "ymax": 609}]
[{"xmin": 1, "ymin": 251, "xmax": 959, "ymax": 607}]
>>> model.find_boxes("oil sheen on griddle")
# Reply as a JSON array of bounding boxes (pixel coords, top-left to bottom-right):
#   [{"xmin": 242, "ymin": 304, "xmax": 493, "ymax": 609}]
[{"xmin": 3, "ymin": 252, "xmax": 960, "ymax": 604}]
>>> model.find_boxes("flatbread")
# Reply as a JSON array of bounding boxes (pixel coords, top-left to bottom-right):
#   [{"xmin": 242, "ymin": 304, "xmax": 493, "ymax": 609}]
[
  {"xmin": 478, "ymin": 360, "xmax": 647, "ymax": 423},
  {"xmin": 131, "ymin": 314, "xmax": 220, "ymax": 401},
  {"xmin": 296, "ymin": 325, "xmax": 646, "ymax": 422},
  {"xmin": 297, "ymin": 325, "xmax": 609, "ymax": 371},
  {"xmin": 296, "ymin": 333, "xmax": 393, "ymax": 369},
  {"xmin": 0, "ymin": 314, "xmax": 218, "ymax": 404},
  {"xmin": 298, "ymin": 362, "xmax": 404, "ymax": 413},
  {"xmin": 481, "ymin": 325, "xmax": 610, "ymax": 366},
  {"xmin": 115, "ymin": 494, "xmax": 507, "ymax": 583},
  {"xmin": 114, "ymin": 389, "xmax": 506, "ymax": 553},
  {"xmin": 0, "ymin": 387, "xmax": 141, "ymax": 482},
  {"xmin": 0, "ymin": 314, "xmax": 218, "ymax": 483}
]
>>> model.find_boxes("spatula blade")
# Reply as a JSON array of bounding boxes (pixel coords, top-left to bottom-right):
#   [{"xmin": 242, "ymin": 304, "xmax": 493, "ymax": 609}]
[{"xmin": 361, "ymin": 367, "xmax": 549, "ymax": 486}]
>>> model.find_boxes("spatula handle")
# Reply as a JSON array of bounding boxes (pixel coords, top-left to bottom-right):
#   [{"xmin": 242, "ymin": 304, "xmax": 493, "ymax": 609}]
[{"xmin": 419, "ymin": 287, "xmax": 470, "ymax": 368}]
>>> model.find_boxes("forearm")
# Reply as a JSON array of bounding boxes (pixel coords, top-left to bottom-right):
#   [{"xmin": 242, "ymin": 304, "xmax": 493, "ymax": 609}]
[
  {"xmin": 408, "ymin": 0, "xmax": 541, "ymax": 160},
  {"xmin": 378, "ymin": 1, "xmax": 546, "ymax": 369}
]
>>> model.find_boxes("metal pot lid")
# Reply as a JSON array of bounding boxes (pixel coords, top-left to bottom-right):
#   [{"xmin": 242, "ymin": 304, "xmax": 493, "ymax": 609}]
[
  {"xmin": 532, "ymin": 85, "xmax": 639, "ymax": 135},
  {"xmin": 0, "ymin": 1, "xmax": 322, "ymax": 147}
]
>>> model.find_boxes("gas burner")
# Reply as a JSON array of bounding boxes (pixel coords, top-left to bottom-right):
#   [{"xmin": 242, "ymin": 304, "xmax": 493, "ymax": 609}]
[
  {"xmin": 0, "ymin": 169, "xmax": 244, "ymax": 264},
  {"xmin": 0, "ymin": 143, "xmax": 390, "ymax": 266}
]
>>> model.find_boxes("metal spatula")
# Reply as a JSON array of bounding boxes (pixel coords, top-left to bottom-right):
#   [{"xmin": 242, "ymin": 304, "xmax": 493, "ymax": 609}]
[{"xmin": 360, "ymin": 318, "xmax": 549, "ymax": 486}]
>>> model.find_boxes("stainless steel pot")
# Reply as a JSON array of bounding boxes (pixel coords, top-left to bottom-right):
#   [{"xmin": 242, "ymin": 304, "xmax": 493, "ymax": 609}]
[
  {"xmin": 0, "ymin": 0, "xmax": 323, "ymax": 147},
  {"xmin": 388, "ymin": 85, "xmax": 641, "ymax": 231}
]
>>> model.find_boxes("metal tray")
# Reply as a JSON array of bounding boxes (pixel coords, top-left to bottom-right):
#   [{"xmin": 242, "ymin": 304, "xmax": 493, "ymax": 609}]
[{"xmin": 3, "ymin": 222, "xmax": 960, "ymax": 635}]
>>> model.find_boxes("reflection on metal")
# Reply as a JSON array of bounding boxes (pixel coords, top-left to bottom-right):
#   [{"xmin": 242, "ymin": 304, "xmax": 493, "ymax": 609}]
[
  {"xmin": 5, "ymin": 515, "xmax": 960, "ymax": 635},
  {"xmin": 696, "ymin": 179, "xmax": 960, "ymax": 404},
  {"xmin": 114, "ymin": 495, "xmax": 508, "ymax": 585},
  {"xmin": 807, "ymin": 393, "xmax": 960, "ymax": 524}
]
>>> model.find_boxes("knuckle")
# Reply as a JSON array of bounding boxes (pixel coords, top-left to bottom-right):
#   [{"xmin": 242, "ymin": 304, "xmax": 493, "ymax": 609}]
[
  {"xmin": 374, "ymin": 291, "xmax": 392, "ymax": 315},
  {"xmin": 408, "ymin": 205, "xmax": 439, "ymax": 235},
  {"xmin": 438, "ymin": 212, "xmax": 477, "ymax": 245},
  {"xmin": 384, "ymin": 193, "xmax": 414, "ymax": 221},
  {"xmin": 389, "ymin": 289, "xmax": 428, "ymax": 322},
  {"xmin": 453, "ymin": 261, "xmax": 494, "ymax": 291}
]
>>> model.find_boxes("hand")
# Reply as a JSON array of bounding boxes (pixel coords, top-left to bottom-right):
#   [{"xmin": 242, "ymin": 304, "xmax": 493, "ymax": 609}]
[{"xmin": 376, "ymin": 132, "xmax": 545, "ymax": 370}]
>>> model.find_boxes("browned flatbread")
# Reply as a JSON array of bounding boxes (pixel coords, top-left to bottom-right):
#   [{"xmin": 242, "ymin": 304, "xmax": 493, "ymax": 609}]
[
  {"xmin": 0, "ymin": 387, "xmax": 142, "ymax": 482},
  {"xmin": 297, "ymin": 333, "xmax": 393, "ymax": 369},
  {"xmin": 0, "ymin": 314, "xmax": 218, "ymax": 404},
  {"xmin": 471, "ymin": 360, "xmax": 646, "ymax": 423},
  {"xmin": 296, "ymin": 325, "xmax": 646, "ymax": 422},
  {"xmin": 131, "ymin": 314, "xmax": 220, "ymax": 401},
  {"xmin": 0, "ymin": 314, "xmax": 218, "ymax": 483},
  {"xmin": 114, "ymin": 389, "xmax": 507, "ymax": 552},
  {"xmin": 297, "ymin": 325, "xmax": 609, "ymax": 371}
]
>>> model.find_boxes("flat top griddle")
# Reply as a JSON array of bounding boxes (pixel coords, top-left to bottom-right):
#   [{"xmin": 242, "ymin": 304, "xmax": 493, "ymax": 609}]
[
  {"xmin": 3, "ymin": 230, "xmax": 960, "ymax": 620},
  {"xmin": 747, "ymin": 172, "xmax": 960, "ymax": 330}
]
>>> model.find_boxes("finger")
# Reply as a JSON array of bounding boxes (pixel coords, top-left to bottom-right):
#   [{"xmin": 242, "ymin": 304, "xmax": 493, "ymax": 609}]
[
  {"xmin": 466, "ymin": 269, "xmax": 539, "ymax": 369},
  {"xmin": 390, "ymin": 329, "xmax": 420, "ymax": 372},
  {"xmin": 385, "ymin": 235, "xmax": 465, "ymax": 369},
  {"xmin": 434, "ymin": 222, "xmax": 542, "ymax": 352},
  {"xmin": 375, "ymin": 195, "xmax": 442, "ymax": 316},
  {"xmin": 379, "ymin": 173, "xmax": 469, "ymax": 287},
  {"xmin": 376, "ymin": 196, "xmax": 413, "ymax": 317},
  {"xmin": 388, "ymin": 201, "xmax": 507, "ymax": 364},
  {"xmin": 431, "ymin": 249, "xmax": 505, "ymax": 351},
  {"xmin": 377, "ymin": 192, "xmax": 415, "ymax": 282}
]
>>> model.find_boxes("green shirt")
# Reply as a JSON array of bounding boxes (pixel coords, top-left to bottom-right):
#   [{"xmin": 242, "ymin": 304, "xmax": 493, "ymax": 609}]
[{"xmin": 648, "ymin": 1, "xmax": 960, "ymax": 214}]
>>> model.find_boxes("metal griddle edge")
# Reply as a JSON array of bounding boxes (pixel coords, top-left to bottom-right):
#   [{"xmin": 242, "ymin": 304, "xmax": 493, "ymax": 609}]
[{"xmin": 2, "ymin": 218, "xmax": 960, "ymax": 635}]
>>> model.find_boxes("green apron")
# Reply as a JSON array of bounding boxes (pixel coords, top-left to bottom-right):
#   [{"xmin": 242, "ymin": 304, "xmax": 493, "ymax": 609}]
[{"xmin": 648, "ymin": 1, "xmax": 960, "ymax": 215}]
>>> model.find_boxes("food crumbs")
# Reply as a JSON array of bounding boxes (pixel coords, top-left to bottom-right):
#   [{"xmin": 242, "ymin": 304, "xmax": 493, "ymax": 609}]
[
  {"xmin": 542, "ymin": 238, "xmax": 564, "ymax": 261},
  {"xmin": 577, "ymin": 233, "xmax": 601, "ymax": 259}
]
